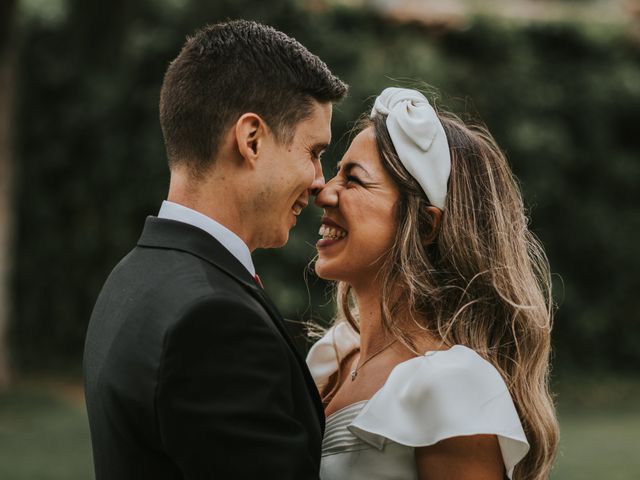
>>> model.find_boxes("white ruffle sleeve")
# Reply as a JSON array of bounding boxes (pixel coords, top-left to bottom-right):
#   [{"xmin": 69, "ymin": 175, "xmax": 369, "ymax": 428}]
[
  {"xmin": 306, "ymin": 322, "xmax": 360, "ymax": 389},
  {"xmin": 347, "ymin": 345, "xmax": 530, "ymax": 479}
]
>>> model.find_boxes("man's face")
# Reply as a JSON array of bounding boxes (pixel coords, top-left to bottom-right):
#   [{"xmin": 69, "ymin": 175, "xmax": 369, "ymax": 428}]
[{"xmin": 252, "ymin": 101, "xmax": 332, "ymax": 249}]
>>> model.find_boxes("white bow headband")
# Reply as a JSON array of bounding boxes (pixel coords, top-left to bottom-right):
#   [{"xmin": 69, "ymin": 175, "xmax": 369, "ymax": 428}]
[{"xmin": 371, "ymin": 87, "xmax": 451, "ymax": 210}]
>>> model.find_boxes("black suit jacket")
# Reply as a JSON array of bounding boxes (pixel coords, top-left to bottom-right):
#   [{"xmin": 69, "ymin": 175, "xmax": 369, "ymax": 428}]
[{"xmin": 83, "ymin": 217, "xmax": 324, "ymax": 479}]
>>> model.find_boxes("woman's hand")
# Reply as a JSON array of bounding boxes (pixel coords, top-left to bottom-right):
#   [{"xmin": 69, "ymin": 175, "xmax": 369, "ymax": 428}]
[{"xmin": 415, "ymin": 434, "xmax": 505, "ymax": 480}]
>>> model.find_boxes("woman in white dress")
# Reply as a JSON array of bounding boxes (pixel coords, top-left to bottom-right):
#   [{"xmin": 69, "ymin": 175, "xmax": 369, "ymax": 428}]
[{"xmin": 307, "ymin": 87, "xmax": 559, "ymax": 480}]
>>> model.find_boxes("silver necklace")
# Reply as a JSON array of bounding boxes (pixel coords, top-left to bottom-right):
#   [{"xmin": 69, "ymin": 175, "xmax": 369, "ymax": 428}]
[{"xmin": 350, "ymin": 339, "xmax": 397, "ymax": 381}]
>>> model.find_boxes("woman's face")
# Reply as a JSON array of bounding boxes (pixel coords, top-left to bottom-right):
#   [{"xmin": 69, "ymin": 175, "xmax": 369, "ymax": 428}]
[{"xmin": 315, "ymin": 127, "xmax": 400, "ymax": 288}]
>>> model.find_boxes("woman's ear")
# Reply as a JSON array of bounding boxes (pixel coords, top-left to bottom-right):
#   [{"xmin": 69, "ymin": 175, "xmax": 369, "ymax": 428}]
[
  {"xmin": 423, "ymin": 206, "xmax": 443, "ymax": 246},
  {"xmin": 234, "ymin": 113, "xmax": 266, "ymax": 167}
]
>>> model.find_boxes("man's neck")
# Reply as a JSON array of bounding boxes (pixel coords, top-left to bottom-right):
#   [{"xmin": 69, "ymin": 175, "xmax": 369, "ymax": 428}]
[{"xmin": 167, "ymin": 168, "xmax": 254, "ymax": 251}]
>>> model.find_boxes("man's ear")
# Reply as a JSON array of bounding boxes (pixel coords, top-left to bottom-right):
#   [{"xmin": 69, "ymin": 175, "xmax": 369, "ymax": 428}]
[
  {"xmin": 234, "ymin": 113, "xmax": 267, "ymax": 167},
  {"xmin": 423, "ymin": 206, "xmax": 443, "ymax": 246}
]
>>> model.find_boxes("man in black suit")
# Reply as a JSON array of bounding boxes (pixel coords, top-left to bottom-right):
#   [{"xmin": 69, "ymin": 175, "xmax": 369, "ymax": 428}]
[{"xmin": 83, "ymin": 20, "xmax": 347, "ymax": 479}]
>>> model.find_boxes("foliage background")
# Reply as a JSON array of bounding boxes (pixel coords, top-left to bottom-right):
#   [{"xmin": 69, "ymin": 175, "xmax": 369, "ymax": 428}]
[{"xmin": 11, "ymin": 0, "xmax": 640, "ymax": 374}]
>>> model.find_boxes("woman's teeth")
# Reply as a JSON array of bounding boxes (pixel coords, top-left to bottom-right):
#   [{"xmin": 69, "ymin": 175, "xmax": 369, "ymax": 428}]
[
  {"xmin": 319, "ymin": 224, "xmax": 348, "ymax": 240},
  {"xmin": 292, "ymin": 204, "xmax": 303, "ymax": 215}
]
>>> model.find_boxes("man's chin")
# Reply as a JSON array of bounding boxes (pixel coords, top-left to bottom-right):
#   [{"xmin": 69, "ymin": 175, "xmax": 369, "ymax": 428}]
[{"xmin": 261, "ymin": 230, "xmax": 290, "ymax": 249}]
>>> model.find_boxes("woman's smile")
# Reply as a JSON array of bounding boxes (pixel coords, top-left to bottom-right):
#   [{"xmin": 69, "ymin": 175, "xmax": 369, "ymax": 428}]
[{"xmin": 317, "ymin": 217, "xmax": 348, "ymax": 248}]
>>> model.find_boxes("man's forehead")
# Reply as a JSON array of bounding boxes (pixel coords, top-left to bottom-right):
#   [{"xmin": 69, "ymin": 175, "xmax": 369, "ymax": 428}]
[
  {"xmin": 294, "ymin": 101, "xmax": 332, "ymax": 147},
  {"xmin": 309, "ymin": 101, "xmax": 332, "ymax": 130}
]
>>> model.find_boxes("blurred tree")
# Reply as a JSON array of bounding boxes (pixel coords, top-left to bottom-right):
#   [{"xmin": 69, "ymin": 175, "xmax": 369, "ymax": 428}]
[
  {"xmin": 10, "ymin": 0, "xmax": 640, "ymax": 374},
  {"xmin": 0, "ymin": 0, "xmax": 18, "ymax": 389}
]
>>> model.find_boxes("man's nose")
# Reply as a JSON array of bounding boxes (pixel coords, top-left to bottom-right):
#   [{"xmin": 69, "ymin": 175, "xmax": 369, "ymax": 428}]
[{"xmin": 309, "ymin": 161, "xmax": 325, "ymax": 196}]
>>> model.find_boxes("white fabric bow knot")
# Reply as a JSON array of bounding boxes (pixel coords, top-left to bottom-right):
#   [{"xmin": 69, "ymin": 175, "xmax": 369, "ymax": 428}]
[{"xmin": 371, "ymin": 87, "xmax": 451, "ymax": 210}]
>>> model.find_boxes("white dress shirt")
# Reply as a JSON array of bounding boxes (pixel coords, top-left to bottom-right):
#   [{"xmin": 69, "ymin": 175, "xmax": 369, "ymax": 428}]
[{"xmin": 157, "ymin": 200, "xmax": 256, "ymax": 276}]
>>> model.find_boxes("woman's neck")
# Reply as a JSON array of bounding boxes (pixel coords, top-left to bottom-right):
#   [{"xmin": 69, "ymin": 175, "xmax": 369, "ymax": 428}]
[
  {"xmin": 352, "ymin": 284, "xmax": 446, "ymax": 359},
  {"xmin": 352, "ymin": 286, "xmax": 398, "ymax": 359}
]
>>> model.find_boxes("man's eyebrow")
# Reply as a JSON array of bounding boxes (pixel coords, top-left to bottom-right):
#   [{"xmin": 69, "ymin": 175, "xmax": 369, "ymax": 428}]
[
  {"xmin": 311, "ymin": 142, "xmax": 329, "ymax": 154},
  {"xmin": 336, "ymin": 160, "xmax": 372, "ymax": 178}
]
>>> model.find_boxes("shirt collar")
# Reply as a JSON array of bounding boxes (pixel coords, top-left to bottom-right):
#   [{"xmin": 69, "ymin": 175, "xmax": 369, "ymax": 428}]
[{"xmin": 157, "ymin": 200, "xmax": 255, "ymax": 276}]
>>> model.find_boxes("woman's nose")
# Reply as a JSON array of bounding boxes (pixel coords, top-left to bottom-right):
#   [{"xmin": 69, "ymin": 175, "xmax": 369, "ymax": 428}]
[{"xmin": 314, "ymin": 175, "xmax": 340, "ymax": 208}]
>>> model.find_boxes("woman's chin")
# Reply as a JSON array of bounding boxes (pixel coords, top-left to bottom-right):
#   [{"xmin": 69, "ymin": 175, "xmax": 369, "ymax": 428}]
[
  {"xmin": 314, "ymin": 265, "xmax": 332, "ymax": 281},
  {"xmin": 314, "ymin": 260, "xmax": 343, "ymax": 282}
]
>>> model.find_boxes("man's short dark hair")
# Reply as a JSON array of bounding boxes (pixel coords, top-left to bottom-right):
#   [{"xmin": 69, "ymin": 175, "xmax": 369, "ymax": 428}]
[{"xmin": 159, "ymin": 20, "xmax": 348, "ymax": 172}]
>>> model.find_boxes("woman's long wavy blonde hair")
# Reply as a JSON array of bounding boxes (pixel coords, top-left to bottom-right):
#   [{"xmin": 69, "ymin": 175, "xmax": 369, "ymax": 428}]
[{"xmin": 330, "ymin": 110, "xmax": 559, "ymax": 480}]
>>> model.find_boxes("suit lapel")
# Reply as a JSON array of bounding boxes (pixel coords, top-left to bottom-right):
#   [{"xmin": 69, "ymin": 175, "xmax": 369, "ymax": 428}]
[
  {"xmin": 137, "ymin": 217, "xmax": 325, "ymax": 426},
  {"xmin": 248, "ymin": 288, "xmax": 325, "ymax": 419}
]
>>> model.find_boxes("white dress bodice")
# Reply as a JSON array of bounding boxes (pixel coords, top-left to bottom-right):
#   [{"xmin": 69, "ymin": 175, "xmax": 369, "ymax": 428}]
[{"xmin": 307, "ymin": 322, "xmax": 530, "ymax": 480}]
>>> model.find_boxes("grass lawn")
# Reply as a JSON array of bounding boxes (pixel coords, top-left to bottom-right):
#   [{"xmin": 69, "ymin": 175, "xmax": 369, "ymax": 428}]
[
  {"xmin": 0, "ymin": 375, "xmax": 638, "ymax": 479},
  {"xmin": 0, "ymin": 379, "xmax": 93, "ymax": 480},
  {"xmin": 552, "ymin": 375, "xmax": 640, "ymax": 479},
  {"xmin": 554, "ymin": 411, "xmax": 640, "ymax": 479}
]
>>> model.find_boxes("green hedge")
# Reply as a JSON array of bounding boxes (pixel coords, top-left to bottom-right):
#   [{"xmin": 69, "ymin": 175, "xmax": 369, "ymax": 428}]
[{"xmin": 11, "ymin": 0, "xmax": 640, "ymax": 373}]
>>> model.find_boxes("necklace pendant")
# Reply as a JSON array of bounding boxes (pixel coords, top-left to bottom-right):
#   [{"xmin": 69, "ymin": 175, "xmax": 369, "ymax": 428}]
[{"xmin": 350, "ymin": 369, "xmax": 357, "ymax": 381}]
